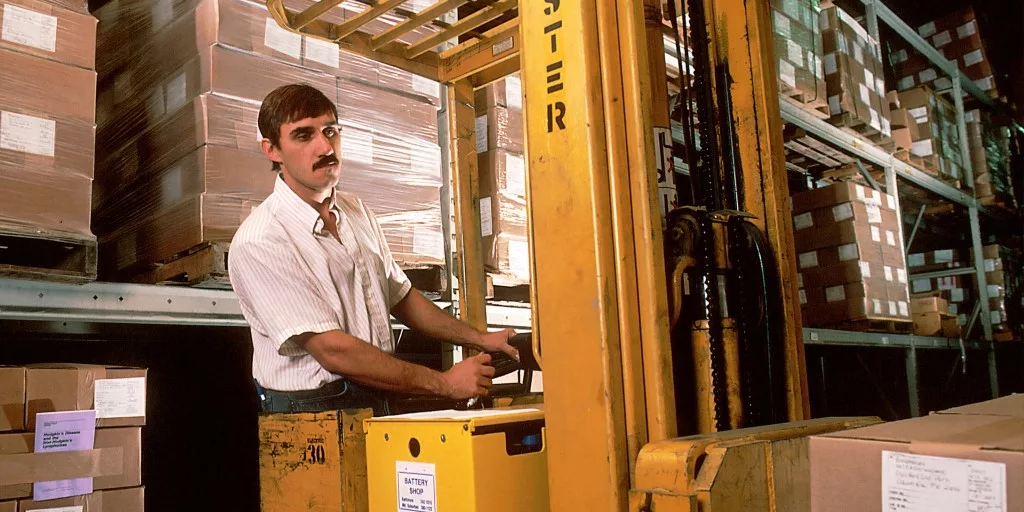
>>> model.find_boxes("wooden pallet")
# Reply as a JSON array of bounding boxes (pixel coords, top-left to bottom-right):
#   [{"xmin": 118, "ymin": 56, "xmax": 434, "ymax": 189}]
[
  {"xmin": 130, "ymin": 241, "xmax": 230, "ymax": 288},
  {"xmin": 487, "ymin": 272, "xmax": 530, "ymax": 303},
  {"xmin": 780, "ymin": 90, "xmax": 830, "ymax": 120},
  {"xmin": 829, "ymin": 111, "xmax": 895, "ymax": 152},
  {"xmin": 824, "ymin": 318, "xmax": 914, "ymax": 334},
  {"xmin": 0, "ymin": 229, "xmax": 97, "ymax": 284}
]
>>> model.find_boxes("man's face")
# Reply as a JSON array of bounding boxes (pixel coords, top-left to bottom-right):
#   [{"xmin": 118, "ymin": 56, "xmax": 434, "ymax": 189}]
[{"xmin": 262, "ymin": 112, "xmax": 342, "ymax": 195}]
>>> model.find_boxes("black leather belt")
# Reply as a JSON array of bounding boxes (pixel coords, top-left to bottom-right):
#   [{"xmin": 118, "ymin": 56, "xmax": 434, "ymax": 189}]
[{"xmin": 262, "ymin": 377, "xmax": 349, "ymax": 400}]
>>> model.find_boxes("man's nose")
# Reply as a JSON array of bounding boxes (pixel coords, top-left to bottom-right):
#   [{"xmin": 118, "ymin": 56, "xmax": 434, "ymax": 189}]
[{"xmin": 315, "ymin": 130, "xmax": 334, "ymax": 155}]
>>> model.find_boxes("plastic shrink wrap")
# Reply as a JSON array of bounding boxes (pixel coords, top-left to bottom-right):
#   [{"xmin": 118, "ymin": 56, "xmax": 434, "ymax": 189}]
[
  {"xmin": 0, "ymin": 0, "xmax": 96, "ymax": 241},
  {"xmin": 92, "ymin": 0, "xmax": 445, "ymax": 279}
]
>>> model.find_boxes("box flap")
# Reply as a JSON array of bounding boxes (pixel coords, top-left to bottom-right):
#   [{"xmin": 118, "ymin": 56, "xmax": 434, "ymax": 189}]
[
  {"xmin": 938, "ymin": 393, "xmax": 1024, "ymax": 418},
  {"xmin": 819, "ymin": 414, "xmax": 1024, "ymax": 452}
]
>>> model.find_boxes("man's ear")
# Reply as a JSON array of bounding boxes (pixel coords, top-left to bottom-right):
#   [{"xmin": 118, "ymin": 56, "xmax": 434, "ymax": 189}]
[{"xmin": 261, "ymin": 138, "xmax": 283, "ymax": 166}]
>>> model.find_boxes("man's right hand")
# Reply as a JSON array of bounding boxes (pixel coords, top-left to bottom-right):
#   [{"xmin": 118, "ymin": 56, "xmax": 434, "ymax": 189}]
[{"xmin": 443, "ymin": 353, "xmax": 495, "ymax": 399}]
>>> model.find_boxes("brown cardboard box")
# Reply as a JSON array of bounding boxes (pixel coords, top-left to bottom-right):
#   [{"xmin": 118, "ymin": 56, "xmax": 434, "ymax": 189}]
[
  {"xmin": 802, "ymin": 281, "xmax": 909, "ymax": 324},
  {"xmin": 94, "ymin": 427, "xmax": 142, "ymax": 490},
  {"xmin": 811, "ymin": 394, "xmax": 1024, "ymax": 511},
  {"xmin": 96, "ymin": 44, "xmax": 337, "ymax": 160},
  {"xmin": 797, "ymin": 241, "xmax": 881, "ymax": 272},
  {"xmin": 799, "ymin": 260, "xmax": 880, "ymax": 289},
  {"xmin": 102, "ymin": 486, "xmax": 144, "ymax": 512},
  {"xmin": 820, "ymin": 5, "xmax": 891, "ymax": 138},
  {"xmin": 0, "ymin": 501, "xmax": 14, "ymax": 512},
  {"xmin": 771, "ymin": 0, "xmax": 826, "ymax": 105},
  {"xmin": 94, "ymin": 94, "xmax": 262, "ymax": 209},
  {"xmin": 0, "ymin": 173, "xmax": 92, "ymax": 239},
  {"xmin": 793, "ymin": 215, "xmax": 887, "ymax": 253},
  {"xmin": 911, "ymin": 296, "xmax": 948, "ymax": 313},
  {"xmin": 96, "ymin": 0, "xmax": 307, "ymax": 78},
  {"xmin": 790, "ymin": 181, "xmax": 895, "ymax": 214},
  {"xmin": 0, "ymin": 368, "xmax": 25, "ymax": 432},
  {"xmin": 792, "ymin": 200, "xmax": 896, "ymax": 236},
  {"xmin": 18, "ymin": 491, "xmax": 102, "ymax": 512},
  {"xmin": 25, "ymin": 364, "xmax": 147, "ymax": 430},
  {"xmin": 479, "ymin": 149, "xmax": 527, "ymax": 199},
  {"xmin": 475, "ymin": 74, "xmax": 523, "ymax": 113},
  {"xmin": 95, "ymin": 145, "xmax": 276, "ymax": 275},
  {"xmin": 0, "ymin": 428, "xmax": 138, "ymax": 500},
  {"xmin": 0, "ymin": 48, "xmax": 95, "ymax": 124},
  {"xmin": 376, "ymin": 208, "xmax": 445, "ymax": 266},
  {"xmin": 476, "ymin": 106, "xmax": 523, "ymax": 154},
  {"xmin": 0, "ymin": 105, "xmax": 95, "ymax": 181},
  {"xmin": 0, "ymin": 0, "xmax": 96, "ymax": 70},
  {"xmin": 489, "ymin": 233, "xmax": 530, "ymax": 280},
  {"xmin": 259, "ymin": 410, "xmax": 370, "ymax": 512},
  {"xmin": 337, "ymin": 78, "xmax": 439, "ymax": 145}
]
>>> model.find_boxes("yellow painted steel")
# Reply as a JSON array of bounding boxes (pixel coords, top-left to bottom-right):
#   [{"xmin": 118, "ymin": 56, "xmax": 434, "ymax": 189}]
[
  {"xmin": 364, "ymin": 407, "xmax": 549, "ymax": 511},
  {"xmin": 448, "ymin": 81, "xmax": 488, "ymax": 331},
  {"xmin": 705, "ymin": 0, "xmax": 811, "ymax": 420},
  {"xmin": 630, "ymin": 417, "xmax": 882, "ymax": 511}
]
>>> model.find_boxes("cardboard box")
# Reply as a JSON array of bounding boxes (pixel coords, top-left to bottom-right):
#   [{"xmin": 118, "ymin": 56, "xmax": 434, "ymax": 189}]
[
  {"xmin": 337, "ymin": 78, "xmax": 439, "ymax": 145},
  {"xmin": 811, "ymin": 394, "xmax": 1024, "ymax": 511},
  {"xmin": 771, "ymin": 0, "xmax": 826, "ymax": 104},
  {"xmin": 820, "ymin": 5, "xmax": 891, "ymax": 138},
  {"xmin": 0, "ymin": 501, "xmax": 14, "ymax": 512},
  {"xmin": 0, "ymin": 427, "xmax": 139, "ymax": 500},
  {"xmin": 94, "ymin": 427, "xmax": 142, "ymax": 490},
  {"xmin": 18, "ymin": 492, "xmax": 102, "ymax": 512},
  {"xmin": 0, "ymin": 173, "xmax": 93, "ymax": 238},
  {"xmin": 102, "ymin": 486, "xmax": 144, "ymax": 512},
  {"xmin": 0, "ymin": 48, "xmax": 95, "ymax": 124},
  {"xmin": 94, "ymin": 145, "xmax": 276, "ymax": 275},
  {"xmin": 0, "ymin": 0, "xmax": 97, "ymax": 70},
  {"xmin": 793, "ymin": 215, "xmax": 894, "ymax": 253},
  {"xmin": 94, "ymin": 94, "xmax": 262, "ymax": 209},
  {"xmin": 799, "ymin": 260, "xmax": 887, "ymax": 289},
  {"xmin": 790, "ymin": 181, "xmax": 896, "ymax": 214},
  {"xmin": 476, "ymin": 106, "xmax": 523, "ymax": 154},
  {"xmin": 24, "ymin": 364, "xmax": 147, "ymax": 430},
  {"xmin": 96, "ymin": 43, "xmax": 338, "ymax": 160},
  {"xmin": 792, "ymin": 200, "xmax": 897, "ymax": 237},
  {"xmin": 259, "ymin": 410, "xmax": 370, "ymax": 512},
  {"xmin": 0, "ymin": 368, "xmax": 25, "ymax": 432},
  {"xmin": 475, "ymin": 74, "xmax": 523, "ymax": 113},
  {"xmin": 376, "ymin": 208, "xmax": 446, "ymax": 267},
  {"xmin": 0, "ymin": 105, "xmax": 95, "ymax": 181},
  {"xmin": 489, "ymin": 233, "xmax": 530, "ymax": 280},
  {"xmin": 479, "ymin": 149, "xmax": 527, "ymax": 199},
  {"xmin": 912, "ymin": 310, "xmax": 959, "ymax": 337},
  {"xmin": 910, "ymin": 296, "xmax": 948, "ymax": 314}
]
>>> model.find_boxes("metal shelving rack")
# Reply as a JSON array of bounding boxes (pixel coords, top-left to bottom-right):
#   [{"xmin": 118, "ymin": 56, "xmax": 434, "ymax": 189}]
[
  {"xmin": 782, "ymin": 0, "xmax": 1020, "ymax": 414},
  {"xmin": 0, "ymin": 277, "xmax": 531, "ymax": 330}
]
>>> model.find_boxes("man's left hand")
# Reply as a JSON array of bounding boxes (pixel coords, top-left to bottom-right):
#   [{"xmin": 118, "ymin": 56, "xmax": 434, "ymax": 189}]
[{"xmin": 474, "ymin": 328, "xmax": 519, "ymax": 361}]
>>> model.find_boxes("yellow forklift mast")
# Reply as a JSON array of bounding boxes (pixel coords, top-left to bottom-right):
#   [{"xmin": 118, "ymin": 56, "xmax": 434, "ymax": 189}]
[{"xmin": 262, "ymin": 0, "xmax": 872, "ymax": 510}]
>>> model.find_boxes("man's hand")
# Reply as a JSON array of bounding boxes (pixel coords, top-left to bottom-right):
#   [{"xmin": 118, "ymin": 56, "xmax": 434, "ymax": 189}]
[
  {"xmin": 473, "ymin": 328, "xmax": 520, "ymax": 361},
  {"xmin": 442, "ymin": 353, "xmax": 495, "ymax": 399}
]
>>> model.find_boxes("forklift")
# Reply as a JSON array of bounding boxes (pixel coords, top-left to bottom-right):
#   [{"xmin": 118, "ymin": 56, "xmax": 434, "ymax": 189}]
[{"xmin": 261, "ymin": 0, "xmax": 877, "ymax": 509}]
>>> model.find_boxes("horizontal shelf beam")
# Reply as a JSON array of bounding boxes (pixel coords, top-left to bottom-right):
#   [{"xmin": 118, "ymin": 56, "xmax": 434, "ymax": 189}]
[
  {"xmin": 910, "ymin": 266, "xmax": 977, "ymax": 281},
  {"xmin": 804, "ymin": 327, "xmax": 987, "ymax": 350}
]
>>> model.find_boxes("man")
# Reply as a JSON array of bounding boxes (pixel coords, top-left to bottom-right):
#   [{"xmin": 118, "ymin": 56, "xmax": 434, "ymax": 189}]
[{"xmin": 229, "ymin": 84, "xmax": 518, "ymax": 415}]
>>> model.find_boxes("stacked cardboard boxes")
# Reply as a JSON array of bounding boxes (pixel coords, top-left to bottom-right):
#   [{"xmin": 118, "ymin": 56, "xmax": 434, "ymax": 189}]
[
  {"xmin": 889, "ymin": 6, "xmax": 1000, "ymax": 99},
  {"xmin": 770, "ymin": 0, "xmax": 827, "ymax": 111},
  {"xmin": 897, "ymin": 86, "xmax": 964, "ymax": 184},
  {"xmin": 908, "ymin": 245, "xmax": 1014, "ymax": 334},
  {"xmin": 966, "ymin": 109, "xmax": 1015, "ymax": 206},
  {"xmin": 793, "ymin": 182, "xmax": 911, "ymax": 327},
  {"xmin": 819, "ymin": 4, "xmax": 892, "ymax": 146},
  {"xmin": 475, "ymin": 75, "xmax": 529, "ymax": 282},
  {"xmin": 91, "ymin": 0, "xmax": 446, "ymax": 279},
  {"xmin": 0, "ymin": 0, "xmax": 96, "ymax": 243},
  {"xmin": 0, "ymin": 364, "xmax": 146, "ymax": 511},
  {"xmin": 885, "ymin": 91, "xmax": 918, "ymax": 156},
  {"xmin": 910, "ymin": 296, "xmax": 960, "ymax": 337}
]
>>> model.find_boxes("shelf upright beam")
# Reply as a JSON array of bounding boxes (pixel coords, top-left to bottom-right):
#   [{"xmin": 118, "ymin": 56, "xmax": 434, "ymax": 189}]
[
  {"xmin": 884, "ymin": 164, "xmax": 910, "ymax": 294},
  {"xmin": 905, "ymin": 203, "xmax": 926, "ymax": 253},
  {"xmin": 864, "ymin": 0, "xmax": 879, "ymax": 41},
  {"xmin": 968, "ymin": 206, "xmax": 993, "ymax": 342},
  {"xmin": 905, "ymin": 341, "xmax": 920, "ymax": 417},
  {"xmin": 951, "ymin": 77, "xmax": 975, "ymax": 188}
]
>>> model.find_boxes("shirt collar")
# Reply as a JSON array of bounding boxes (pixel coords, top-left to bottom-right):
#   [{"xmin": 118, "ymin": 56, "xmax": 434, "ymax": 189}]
[{"xmin": 272, "ymin": 175, "xmax": 340, "ymax": 235}]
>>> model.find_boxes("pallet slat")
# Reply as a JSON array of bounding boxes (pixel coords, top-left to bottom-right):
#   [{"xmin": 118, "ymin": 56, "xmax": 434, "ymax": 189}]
[{"xmin": 0, "ymin": 229, "xmax": 97, "ymax": 284}]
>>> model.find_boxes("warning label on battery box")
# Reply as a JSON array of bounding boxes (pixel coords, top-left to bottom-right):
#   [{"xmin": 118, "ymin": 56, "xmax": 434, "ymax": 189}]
[{"xmin": 397, "ymin": 461, "xmax": 437, "ymax": 511}]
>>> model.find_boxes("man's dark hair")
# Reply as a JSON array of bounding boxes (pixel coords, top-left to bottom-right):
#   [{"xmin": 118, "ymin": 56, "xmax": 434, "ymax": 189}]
[{"xmin": 258, "ymin": 84, "xmax": 339, "ymax": 171}]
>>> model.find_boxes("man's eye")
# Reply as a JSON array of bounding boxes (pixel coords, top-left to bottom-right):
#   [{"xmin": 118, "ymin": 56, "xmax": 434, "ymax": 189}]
[
  {"xmin": 324, "ymin": 127, "xmax": 338, "ymax": 137},
  {"xmin": 297, "ymin": 134, "xmax": 311, "ymax": 141}
]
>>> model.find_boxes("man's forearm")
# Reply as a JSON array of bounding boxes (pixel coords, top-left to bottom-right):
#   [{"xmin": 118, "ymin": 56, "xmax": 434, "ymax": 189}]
[
  {"xmin": 392, "ymin": 288, "xmax": 484, "ymax": 347},
  {"xmin": 298, "ymin": 330, "xmax": 450, "ymax": 396}
]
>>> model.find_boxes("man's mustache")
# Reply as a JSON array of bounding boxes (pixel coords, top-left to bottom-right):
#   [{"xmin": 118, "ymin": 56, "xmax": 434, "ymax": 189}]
[{"xmin": 314, "ymin": 155, "xmax": 339, "ymax": 170}]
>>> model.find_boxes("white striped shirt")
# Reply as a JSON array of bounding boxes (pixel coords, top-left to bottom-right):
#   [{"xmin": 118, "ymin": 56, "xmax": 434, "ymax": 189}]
[{"xmin": 228, "ymin": 176, "xmax": 412, "ymax": 391}]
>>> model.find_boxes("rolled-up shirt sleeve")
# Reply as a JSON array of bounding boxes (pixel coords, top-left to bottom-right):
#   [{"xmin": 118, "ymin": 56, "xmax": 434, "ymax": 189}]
[
  {"xmin": 359, "ymin": 200, "xmax": 413, "ymax": 309},
  {"xmin": 229, "ymin": 241, "xmax": 343, "ymax": 354}
]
